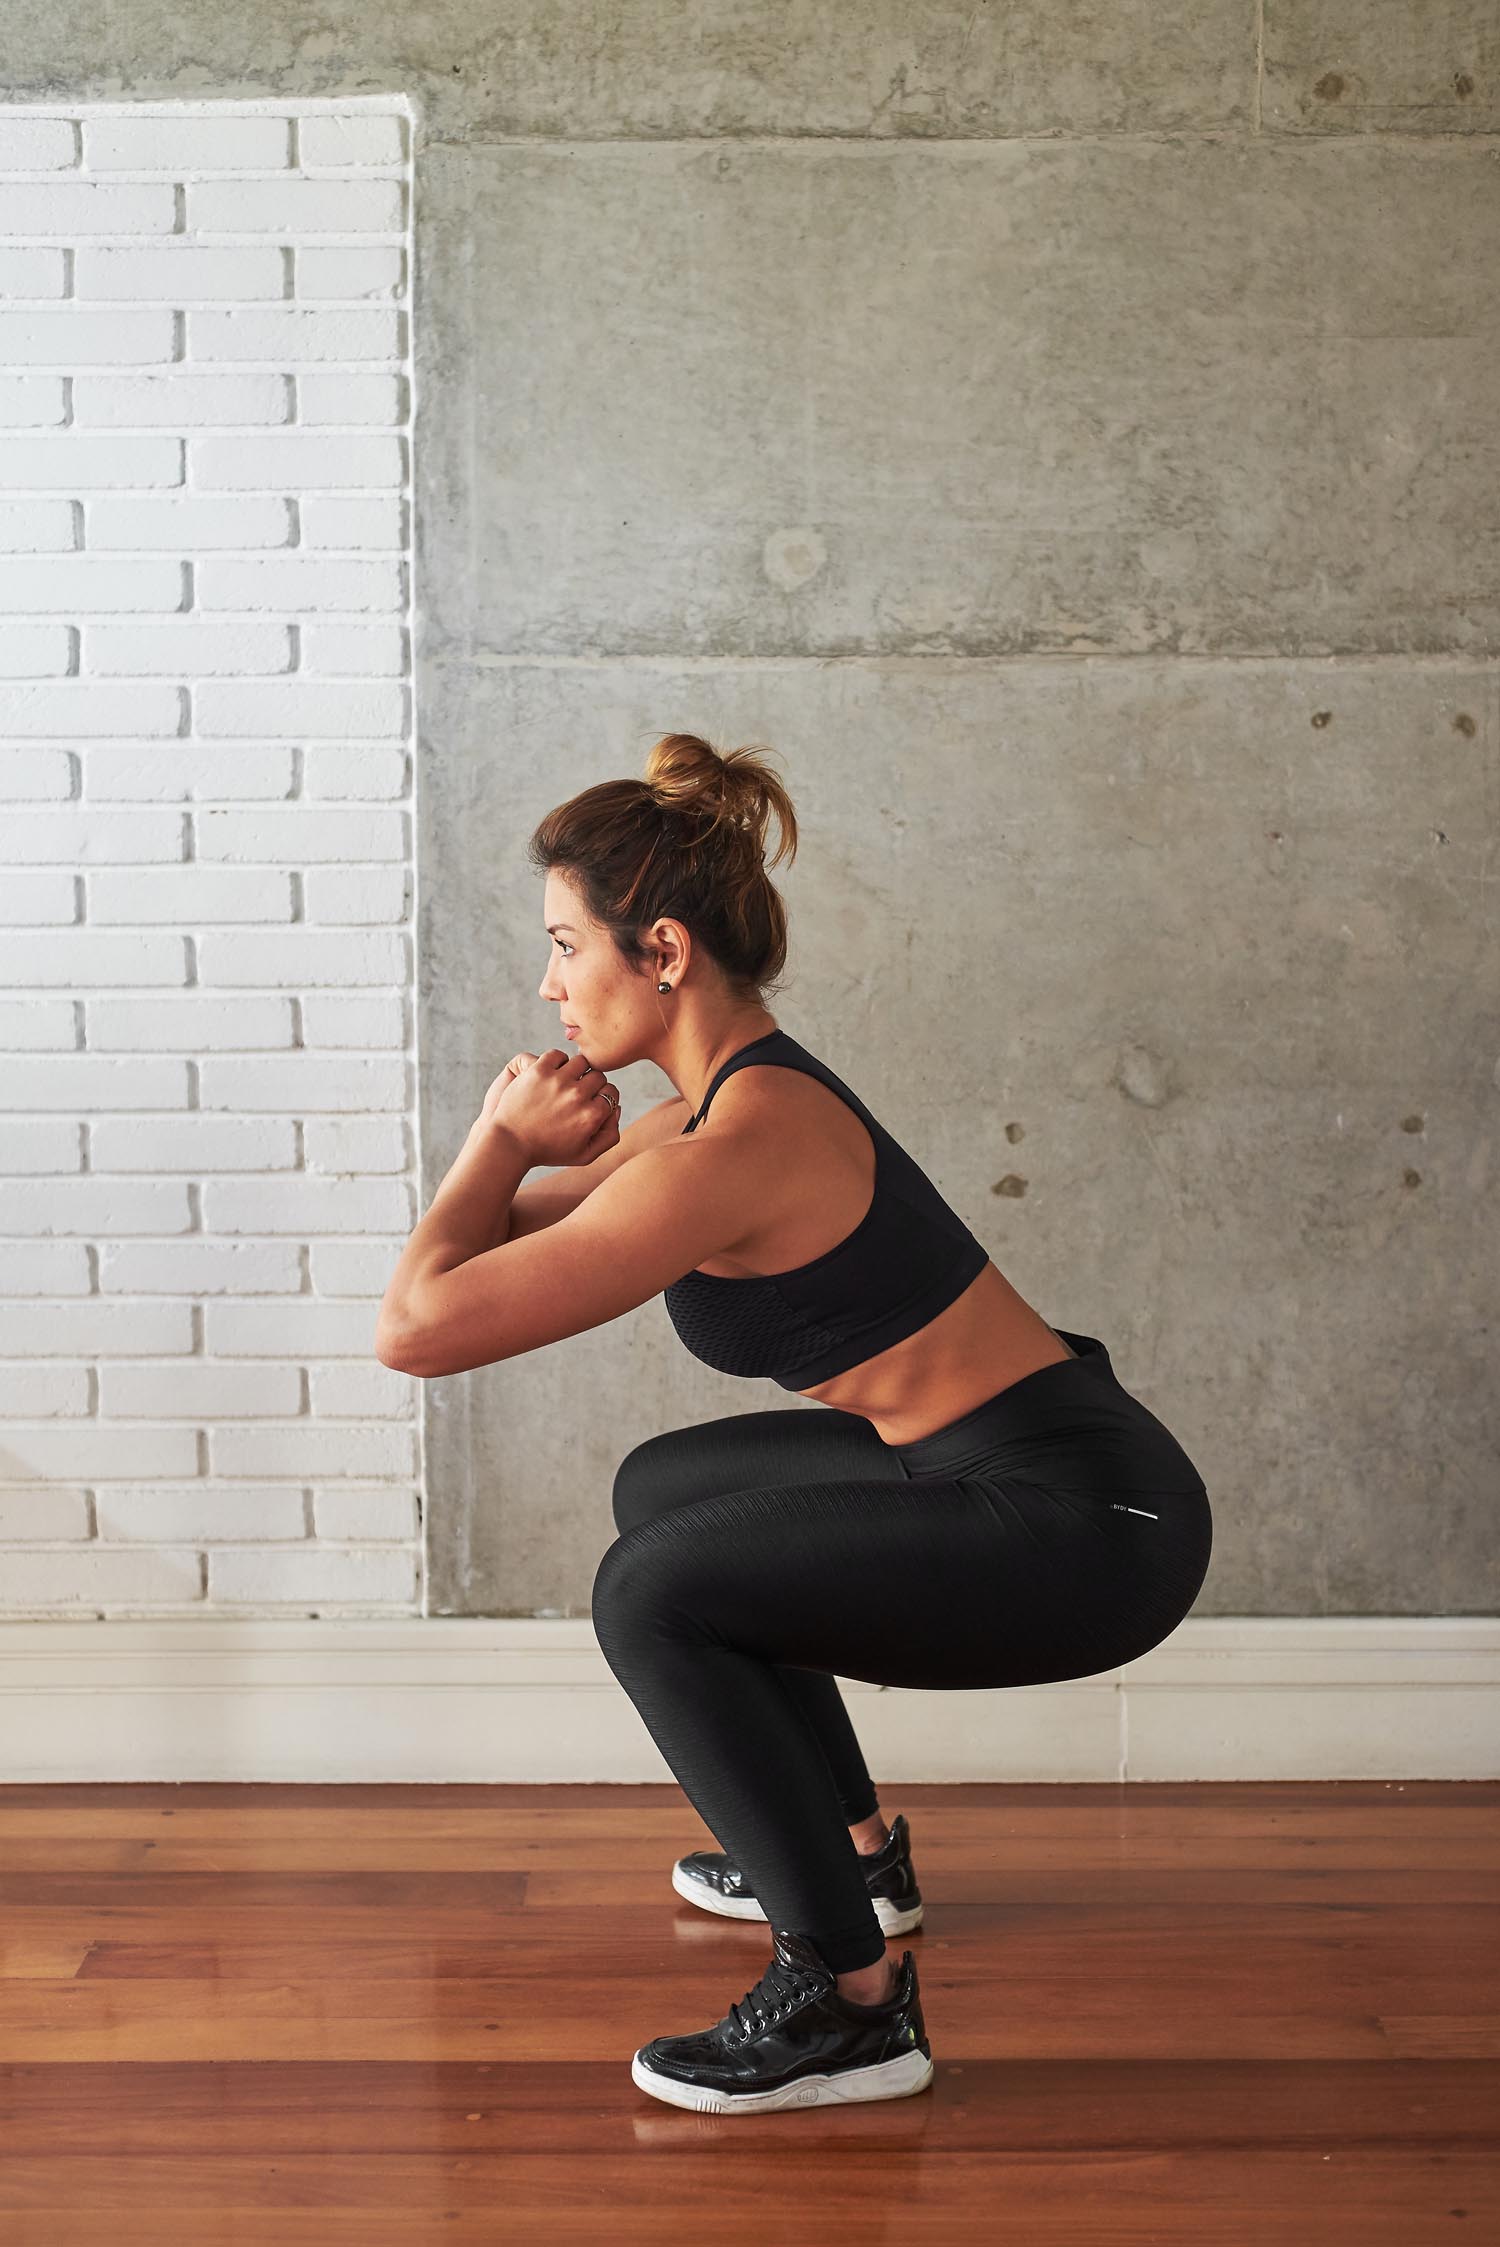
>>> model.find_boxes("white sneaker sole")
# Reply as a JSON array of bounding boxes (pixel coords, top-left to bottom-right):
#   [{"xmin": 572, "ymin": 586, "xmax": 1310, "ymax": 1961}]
[
  {"xmin": 670, "ymin": 1856, "xmax": 923, "ymax": 1934},
  {"xmin": 631, "ymin": 2042, "xmax": 935, "ymax": 2113}
]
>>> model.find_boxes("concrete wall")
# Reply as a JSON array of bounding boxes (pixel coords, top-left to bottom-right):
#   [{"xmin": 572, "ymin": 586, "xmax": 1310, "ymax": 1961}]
[{"xmin": 2, "ymin": 5, "xmax": 1496, "ymax": 1626}]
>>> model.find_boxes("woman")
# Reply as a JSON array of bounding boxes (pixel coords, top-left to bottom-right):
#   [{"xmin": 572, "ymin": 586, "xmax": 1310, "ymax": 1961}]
[{"xmin": 377, "ymin": 733, "xmax": 1213, "ymax": 2116}]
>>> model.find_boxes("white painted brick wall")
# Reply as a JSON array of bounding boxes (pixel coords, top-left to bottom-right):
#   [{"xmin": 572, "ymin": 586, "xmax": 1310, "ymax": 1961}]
[{"xmin": 0, "ymin": 100, "xmax": 421, "ymax": 1618}]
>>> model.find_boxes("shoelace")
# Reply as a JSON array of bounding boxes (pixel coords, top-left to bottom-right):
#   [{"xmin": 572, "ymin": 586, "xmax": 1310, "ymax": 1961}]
[{"xmin": 724, "ymin": 1955, "xmax": 825, "ymax": 2044}]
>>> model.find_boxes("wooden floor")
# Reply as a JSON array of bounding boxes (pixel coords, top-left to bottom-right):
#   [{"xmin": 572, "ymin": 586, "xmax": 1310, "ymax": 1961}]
[{"xmin": 0, "ymin": 1779, "xmax": 1496, "ymax": 2244}]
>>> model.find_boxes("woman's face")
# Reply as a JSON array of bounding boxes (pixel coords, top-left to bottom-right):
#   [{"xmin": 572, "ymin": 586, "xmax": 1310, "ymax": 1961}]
[{"xmin": 537, "ymin": 871, "xmax": 666, "ymax": 1065}]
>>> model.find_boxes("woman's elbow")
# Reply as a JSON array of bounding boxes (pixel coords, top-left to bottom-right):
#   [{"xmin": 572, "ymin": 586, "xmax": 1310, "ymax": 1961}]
[{"xmin": 375, "ymin": 1311, "xmax": 436, "ymax": 1377}]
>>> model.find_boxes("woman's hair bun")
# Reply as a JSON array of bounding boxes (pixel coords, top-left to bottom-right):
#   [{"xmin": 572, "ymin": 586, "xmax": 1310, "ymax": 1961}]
[{"xmin": 642, "ymin": 732, "xmax": 795, "ymax": 870}]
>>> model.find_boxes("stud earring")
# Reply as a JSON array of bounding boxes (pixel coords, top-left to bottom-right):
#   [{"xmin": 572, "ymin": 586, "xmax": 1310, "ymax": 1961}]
[{"xmin": 657, "ymin": 980, "xmax": 672, "ymax": 993}]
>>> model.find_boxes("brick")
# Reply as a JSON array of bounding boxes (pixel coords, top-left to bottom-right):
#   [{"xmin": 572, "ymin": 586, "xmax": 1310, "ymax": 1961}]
[
  {"xmin": 6, "ymin": 1055, "xmax": 190, "ymax": 1108},
  {"xmin": 0, "ymin": 1118, "xmax": 82, "ymax": 1173},
  {"xmin": 189, "ymin": 178, "xmax": 402, "ymax": 233},
  {"xmin": 196, "ymin": 808, "xmax": 403, "ymax": 863},
  {"xmin": 85, "ymin": 619, "xmax": 292, "ymax": 676},
  {"xmin": 1, "ymin": 1546, "xmax": 204, "ymax": 1605},
  {"xmin": 302, "ymin": 867, "xmax": 407, "ymax": 924},
  {"xmin": 99, "ymin": 1240, "xmax": 301, "ymax": 1294},
  {"xmin": 307, "ymin": 1362, "xmax": 415, "ymax": 1418},
  {"xmin": 1, "ymin": 432, "xmax": 183, "ymax": 493},
  {"xmin": 191, "ymin": 433, "xmax": 403, "ymax": 491},
  {"xmin": 0, "ymin": 1490, "xmax": 92, "ymax": 1541},
  {"xmin": 0, "ymin": 311, "xmax": 176, "ymax": 366},
  {"xmin": 0, "ymin": 182, "xmax": 175, "ymax": 235},
  {"xmin": 1, "ymin": 681, "xmax": 182, "ymax": 737},
  {"xmin": 91, "ymin": 1116, "xmax": 298, "ymax": 1173},
  {"xmin": 0, "ymin": 995, "xmax": 77, "ymax": 1043},
  {"xmin": 0, "ymin": 1178, "xmax": 192, "ymax": 1233},
  {"xmin": 0, "ymin": 556, "xmax": 185, "ymax": 610},
  {"xmin": 0, "ymin": 930, "xmax": 186, "ymax": 986},
  {"xmin": 0, "ymin": 1365, "xmax": 89, "ymax": 1416},
  {"xmin": 300, "ymin": 993, "xmax": 405, "ymax": 1047},
  {"xmin": 196, "ymin": 679, "xmax": 404, "ymax": 738},
  {"xmin": 0, "ymin": 1425, "xmax": 200, "ymax": 1480},
  {"xmin": 300, "ymin": 495, "xmax": 403, "ymax": 549},
  {"xmin": 206, "ymin": 1299, "xmax": 379, "ymax": 1356},
  {"xmin": 205, "ymin": 1176, "xmax": 412, "ymax": 1233},
  {"xmin": 0, "ymin": 248, "xmax": 68, "ymax": 297},
  {"xmin": 0, "ymin": 1300, "xmax": 192, "ymax": 1355},
  {"xmin": 85, "ymin": 115, "xmax": 290, "ymax": 171},
  {"xmin": 4, "ymin": 1563, "xmax": 203, "ymax": 1617},
  {"xmin": 0, "ymin": 871, "xmax": 77, "ymax": 927},
  {"xmin": 295, "ymin": 246, "xmax": 404, "ymax": 301},
  {"xmin": 199, "ymin": 1054, "xmax": 405, "ymax": 1112},
  {"xmin": 298, "ymin": 115, "xmax": 406, "ymax": 169},
  {"xmin": 310, "ymin": 1241, "xmax": 403, "ymax": 1297},
  {"xmin": 6, "ymin": 807, "xmax": 186, "ymax": 862},
  {"xmin": 299, "ymin": 748, "xmax": 409, "ymax": 802},
  {"xmin": 80, "ymin": 745, "xmax": 296, "ymax": 802},
  {"xmin": 196, "ymin": 929, "xmax": 405, "ymax": 987},
  {"xmin": 0, "ymin": 499, "xmax": 76, "ymax": 552},
  {"xmin": 312, "ymin": 1486, "xmax": 418, "ymax": 1539},
  {"xmin": 299, "ymin": 620, "xmax": 405, "ymax": 676},
  {"xmin": 209, "ymin": 1422, "xmax": 416, "ymax": 1478},
  {"xmin": 76, "ymin": 377, "xmax": 291, "ymax": 431},
  {"xmin": 303, "ymin": 1116, "xmax": 406, "ymax": 1173},
  {"xmin": 77, "ymin": 246, "xmax": 288, "ymax": 302},
  {"xmin": 207, "ymin": 1544, "xmax": 417, "ymax": 1606},
  {"xmin": 0, "ymin": 375, "xmax": 65, "ymax": 426},
  {"xmin": 0, "ymin": 749, "xmax": 74, "ymax": 800},
  {"xmin": 101, "ymin": 1361, "xmax": 302, "ymax": 1418},
  {"xmin": 190, "ymin": 308, "xmax": 400, "ymax": 363},
  {"xmin": 87, "ymin": 995, "xmax": 294, "ymax": 1051},
  {"xmin": 296, "ymin": 372, "xmax": 405, "ymax": 425},
  {"xmin": 96, "ymin": 1485, "xmax": 307, "ymax": 1542},
  {"xmin": 0, "ymin": 622, "xmax": 71, "ymax": 675},
  {"xmin": 86, "ymin": 492, "xmax": 294, "ymax": 548},
  {"xmin": 89, "ymin": 866, "xmax": 294, "ymax": 924},
  {"xmin": 0, "ymin": 1241, "xmax": 91, "ymax": 1296},
  {"xmin": 0, "ymin": 119, "xmax": 77, "ymax": 170},
  {"xmin": 196, "ymin": 553, "xmax": 400, "ymax": 610}
]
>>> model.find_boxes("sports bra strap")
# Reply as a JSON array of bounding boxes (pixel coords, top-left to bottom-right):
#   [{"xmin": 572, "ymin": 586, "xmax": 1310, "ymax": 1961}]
[{"xmin": 682, "ymin": 1028, "xmax": 786, "ymax": 1134}]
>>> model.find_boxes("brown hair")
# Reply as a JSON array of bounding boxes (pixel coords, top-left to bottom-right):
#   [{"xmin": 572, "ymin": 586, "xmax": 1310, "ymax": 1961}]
[{"xmin": 526, "ymin": 733, "xmax": 799, "ymax": 1001}]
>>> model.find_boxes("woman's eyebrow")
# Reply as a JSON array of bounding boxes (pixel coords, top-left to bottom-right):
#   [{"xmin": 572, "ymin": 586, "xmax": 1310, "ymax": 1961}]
[{"xmin": 546, "ymin": 923, "xmax": 577, "ymax": 935}]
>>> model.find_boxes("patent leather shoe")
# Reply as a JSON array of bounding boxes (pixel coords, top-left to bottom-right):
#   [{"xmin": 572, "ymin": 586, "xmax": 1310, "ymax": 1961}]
[
  {"xmin": 671, "ymin": 1810, "xmax": 924, "ymax": 1936},
  {"xmin": 631, "ymin": 1926, "xmax": 934, "ymax": 2113}
]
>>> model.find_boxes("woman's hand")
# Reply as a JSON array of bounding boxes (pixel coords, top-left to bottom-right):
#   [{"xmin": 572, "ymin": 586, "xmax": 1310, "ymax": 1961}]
[{"xmin": 478, "ymin": 1048, "xmax": 622, "ymax": 1169}]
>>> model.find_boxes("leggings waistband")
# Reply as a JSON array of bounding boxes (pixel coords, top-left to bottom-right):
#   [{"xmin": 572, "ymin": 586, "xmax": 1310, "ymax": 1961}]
[{"xmin": 891, "ymin": 1329, "xmax": 1134, "ymax": 1480}]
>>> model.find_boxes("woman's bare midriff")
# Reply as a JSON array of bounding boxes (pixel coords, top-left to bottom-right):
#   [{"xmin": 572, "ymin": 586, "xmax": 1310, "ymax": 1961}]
[
  {"xmin": 792, "ymin": 1261, "xmax": 1077, "ymax": 1447},
  {"xmin": 684, "ymin": 1071, "xmax": 1078, "ymax": 1449}
]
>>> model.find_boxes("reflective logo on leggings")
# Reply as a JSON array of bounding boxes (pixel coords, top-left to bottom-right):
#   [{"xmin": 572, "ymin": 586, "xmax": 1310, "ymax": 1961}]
[{"xmin": 1109, "ymin": 1503, "xmax": 1159, "ymax": 1519}]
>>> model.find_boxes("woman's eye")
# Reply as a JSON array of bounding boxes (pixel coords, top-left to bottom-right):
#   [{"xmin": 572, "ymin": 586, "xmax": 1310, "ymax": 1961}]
[{"xmin": 553, "ymin": 941, "xmax": 574, "ymax": 958}]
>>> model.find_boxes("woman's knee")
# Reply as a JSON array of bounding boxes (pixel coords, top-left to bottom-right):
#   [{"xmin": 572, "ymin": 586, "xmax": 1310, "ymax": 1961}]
[
  {"xmin": 590, "ymin": 1519, "xmax": 680, "ymax": 1656},
  {"xmin": 592, "ymin": 1499, "xmax": 728, "ymax": 1639}
]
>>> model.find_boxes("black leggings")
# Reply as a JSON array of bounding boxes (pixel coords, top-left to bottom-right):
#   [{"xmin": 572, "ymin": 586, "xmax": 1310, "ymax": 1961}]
[{"xmin": 592, "ymin": 1329, "xmax": 1213, "ymax": 1974}]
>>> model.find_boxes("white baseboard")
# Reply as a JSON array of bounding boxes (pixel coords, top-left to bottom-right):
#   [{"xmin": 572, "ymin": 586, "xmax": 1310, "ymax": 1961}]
[{"xmin": 0, "ymin": 1616, "xmax": 1495, "ymax": 1783}]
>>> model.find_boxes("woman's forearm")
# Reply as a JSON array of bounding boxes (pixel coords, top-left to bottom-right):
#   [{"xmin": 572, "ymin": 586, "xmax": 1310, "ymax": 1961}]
[{"xmin": 378, "ymin": 1120, "xmax": 530, "ymax": 1349}]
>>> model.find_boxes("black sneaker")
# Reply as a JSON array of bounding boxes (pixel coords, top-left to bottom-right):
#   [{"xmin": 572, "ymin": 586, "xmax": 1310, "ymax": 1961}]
[
  {"xmin": 631, "ymin": 1926, "xmax": 934, "ymax": 2113},
  {"xmin": 671, "ymin": 1810, "xmax": 924, "ymax": 1936}
]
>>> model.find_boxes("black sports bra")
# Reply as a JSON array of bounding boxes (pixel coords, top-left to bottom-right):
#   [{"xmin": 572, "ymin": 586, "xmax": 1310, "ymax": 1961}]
[{"xmin": 661, "ymin": 1027, "xmax": 991, "ymax": 1389}]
